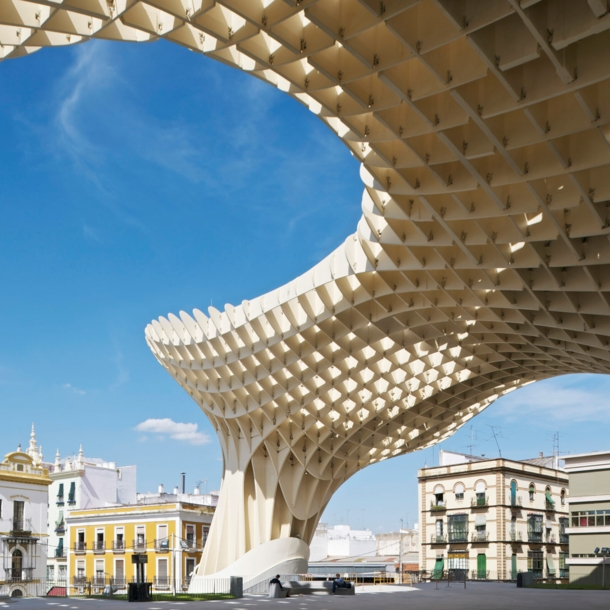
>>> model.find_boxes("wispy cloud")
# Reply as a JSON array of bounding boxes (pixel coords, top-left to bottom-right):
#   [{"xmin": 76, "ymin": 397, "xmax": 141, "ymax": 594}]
[
  {"xmin": 496, "ymin": 375, "xmax": 610, "ymax": 424},
  {"xmin": 63, "ymin": 382, "xmax": 86, "ymax": 395},
  {"xmin": 83, "ymin": 224, "xmax": 102, "ymax": 244},
  {"xmin": 134, "ymin": 418, "xmax": 210, "ymax": 445},
  {"xmin": 109, "ymin": 348, "xmax": 129, "ymax": 390}
]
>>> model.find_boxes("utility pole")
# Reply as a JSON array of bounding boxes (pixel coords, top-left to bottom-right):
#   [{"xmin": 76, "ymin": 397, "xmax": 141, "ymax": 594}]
[{"xmin": 399, "ymin": 519, "xmax": 404, "ymax": 584}]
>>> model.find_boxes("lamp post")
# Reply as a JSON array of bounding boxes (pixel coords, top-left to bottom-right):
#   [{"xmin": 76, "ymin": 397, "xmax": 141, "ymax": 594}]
[{"xmin": 399, "ymin": 519, "xmax": 404, "ymax": 584}]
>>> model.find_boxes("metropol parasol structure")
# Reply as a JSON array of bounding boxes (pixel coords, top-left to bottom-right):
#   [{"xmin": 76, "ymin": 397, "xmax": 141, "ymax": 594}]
[{"xmin": 4, "ymin": 0, "xmax": 610, "ymax": 582}]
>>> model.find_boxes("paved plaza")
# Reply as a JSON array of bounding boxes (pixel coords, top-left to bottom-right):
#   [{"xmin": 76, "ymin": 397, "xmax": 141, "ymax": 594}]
[{"xmin": 2, "ymin": 583, "xmax": 610, "ymax": 610}]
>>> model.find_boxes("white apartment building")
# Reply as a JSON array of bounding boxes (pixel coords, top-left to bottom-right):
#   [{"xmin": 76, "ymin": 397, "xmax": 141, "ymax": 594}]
[
  {"xmin": 309, "ymin": 524, "xmax": 376, "ymax": 561},
  {"xmin": 419, "ymin": 450, "xmax": 569, "ymax": 581},
  {"xmin": 0, "ymin": 429, "xmax": 51, "ymax": 598},
  {"xmin": 45, "ymin": 443, "xmax": 136, "ymax": 584}
]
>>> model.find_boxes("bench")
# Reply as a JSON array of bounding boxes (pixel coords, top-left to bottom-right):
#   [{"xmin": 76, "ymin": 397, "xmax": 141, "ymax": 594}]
[{"xmin": 268, "ymin": 583, "xmax": 289, "ymax": 598}]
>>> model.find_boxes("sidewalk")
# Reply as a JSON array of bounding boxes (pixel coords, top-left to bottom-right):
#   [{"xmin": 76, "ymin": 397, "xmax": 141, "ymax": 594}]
[{"xmin": 3, "ymin": 582, "xmax": 610, "ymax": 610}]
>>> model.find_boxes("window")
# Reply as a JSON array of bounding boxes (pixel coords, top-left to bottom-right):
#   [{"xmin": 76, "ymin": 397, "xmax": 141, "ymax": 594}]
[
  {"xmin": 448, "ymin": 514, "xmax": 468, "ymax": 543},
  {"xmin": 545, "ymin": 487, "xmax": 555, "ymax": 509},
  {"xmin": 56, "ymin": 537, "xmax": 64, "ymax": 558},
  {"xmin": 13, "ymin": 500, "xmax": 24, "ymax": 531},
  {"xmin": 11, "ymin": 550, "xmax": 23, "ymax": 579},
  {"xmin": 510, "ymin": 515, "xmax": 517, "ymax": 540},
  {"xmin": 76, "ymin": 529, "xmax": 85, "ymax": 552},
  {"xmin": 455, "ymin": 483, "xmax": 465, "ymax": 501},
  {"xmin": 94, "ymin": 559, "xmax": 104, "ymax": 585},
  {"xmin": 59, "ymin": 565, "xmax": 67, "ymax": 581},
  {"xmin": 48, "ymin": 565, "xmax": 55, "ymax": 581},
  {"xmin": 76, "ymin": 560, "xmax": 86, "ymax": 584},
  {"xmin": 186, "ymin": 524, "xmax": 195, "ymax": 548},
  {"xmin": 57, "ymin": 483, "xmax": 64, "ymax": 505},
  {"xmin": 0, "ymin": 499, "xmax": 2, "ymax": 518},
  {"xmin": 559, "ymin": 517, "xmax": 568, "ymax": 544},
  {"xmin": 202, "ymin": 526, "xmax": 209, "ymax": 547},
  {"xmin": 528, "ymin": 551, "xmax": 543, "ymax": 578},
  {"xmin": 115, "ymin": 527, "xmax": 124, "ymax": 550},
  {"xmin": 96, "ymin": 529, "xmax": 104, "ymax": 551},
  {"xmin": 560, "ymin": 489, "xmax": 566, "ymax": 505},
  {"xmin": 570, "ymin": 509, "xmax": 610, "ymax": 527},
  {"xmin": 435, "ymin": 519, "xmax": 444, "ymax": 539},
  {"xmin": 448, "ymin": 552, "xmax": 468, "ymax": 574},
  {"xmin": 55, "ymin": 510, "xmax": 65, "ymax": 533},
  {"xmin": 157, "ymin": 524, "xmax": 169, "ymax": 550},
  {"xmin": 68, "ymin": 482, "xmax": 76, "ymax": 504},
  {"xmin": 529, "ymin": 484, "xmax": 535, "ymax": 501},
  {"xmin": 114, "ymin": 559, "xmax": 124, "ymax": 585},
  {"xmin": 474, "ymin": 514, "xmax": 487, "ymax": 541},
  {"xmin": 185, "ymin": 558, "xmax": 196, "ymax": 584},
  {"xmin": 527, "ymin": 514, "xmax": 543, "ymax": 543},
  {"xmin": 432, "ymin": 485, "xmax": 445, "ymax": 508},
  {"xmin": 157, "ymin": 558, "xmax": 169, "ymax": 587},
  {"xmin": 136, "ymin": 525, "xmax": 146, "ymax": 550},
  {"xmin": 559, "ymin": 552, "xmax": 569, "ymax": 578}
]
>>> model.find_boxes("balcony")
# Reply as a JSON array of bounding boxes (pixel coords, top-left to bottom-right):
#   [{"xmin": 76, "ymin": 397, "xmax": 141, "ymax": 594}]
[
  {"xmin": 472, "ymin": 531, "xmax": 489, "ymax": 542},
  {"xmin": 4, "ymin": 568, "xmax": 34, "ymax": 582},
  {"xmin": 155, "ymin": 538, "xmax": 170, "ymax": 552},
  {"xmin": 93, "ymin": 541, "xmax": 105, "ymax": 554},
  {"xmin": 510, "ymin": 531, "xmax": 523, "ymax": 543},
  {"xmin": 560, "ymin": 534, "xmax": 569, "ymax": 544},
  {"xmin": 471, "ymin": 496, "xmax": 488, "ymax": 508},
  {"xmin": 430, "ymin": 501, "xmax": 446, "ymax": 512},
  {"xmin": 132, "ymin": 539, "xmax": 147, "ymax": 552},
  {"xmin": 528, "ymin": 532, "xmax": 543, "ymax": 543},
  {"xmin": 92, "ymin": 576, "xmax": 107, "ymax": 587},
  {"xmin": 470, "ymin": 570, "xmax": 490, "ymax": 580},
  {"xmin": 55, "ymin": 524, "xmax": 65, "ymax": 534},
  {"xmin": 10, "ymin": 518, "xmax": 32, "ymax": 536},
  {"xmin": 448, "ymin": 531, "xmax": 469, "ymax": 544},
  {"xmin": 430, "ymin": 535, "xmax": 447, "ymax": 544},
  {"xmin": 72, "ymin": 576, "xmax": 88, "ymax": 586},
  {"xmin": 510, "ymin": 496, "xmax": 522, "ymax": 508},
  {"xmin": 56, "ymin": 496, "xmax": 64, "ymax": 506},
  {"xmin": 74, "ymin": 542, "xmax": 86, "ymax": 554},
  {"xmin": 67, "ymin": 495, "xmax": 76, "ymax": 506},
  {"xmin": 545, "ymin": 500, "xmax": 556, "ymax": 512},
  {"xmin": 113, "ymin": 540, "xmax": 125, "ymax": 553},
  {"xmin": 545, "ymin": 535, "xmax": 557, "ymax": 545},
  {"xmin": 54, "ymin": 547, "xmax": 66, "ymax": 559}
]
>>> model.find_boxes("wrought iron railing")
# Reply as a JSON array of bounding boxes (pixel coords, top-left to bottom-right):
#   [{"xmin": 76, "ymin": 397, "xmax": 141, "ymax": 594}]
[
  {"xmin": 430, "ymin": 501, "xmax": 446, "ymax": 511},
  {"xmin": 471, "ymin": 496, "xmax": 488, "ymax": 507},
  {"xmin": 132, "ymin": 538, "xmax": 147, "ymax": 551},
  {"xmin": 93, "ymin": 541, "xmax": 105, "ymax": 553},
  {"xmin": 510, "ymin": 531, "xmax": 523, "ymax": 542},
  {"xmin": 113, "ymin": 539, "xmax": 126, "ymax": 552},
  {"xmin": 74, "ymin": 541, "xmax": 86, "ymax": 553},
  {"xmin": 430, "ymin": 534, "xmax": 447, "ymax": 543},
  {"xmin": 155, "ymin": 538, "xmax": 171, "ymax": 552},
  {"xmin": 472, "ymin": 531, "xmax": 489, "ymax": 542}
]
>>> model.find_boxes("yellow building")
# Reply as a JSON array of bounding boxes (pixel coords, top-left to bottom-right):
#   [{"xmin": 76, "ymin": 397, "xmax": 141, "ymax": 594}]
[{"xmin": 66, "ymin": 501, "xmax": 213, "ymax": 594}]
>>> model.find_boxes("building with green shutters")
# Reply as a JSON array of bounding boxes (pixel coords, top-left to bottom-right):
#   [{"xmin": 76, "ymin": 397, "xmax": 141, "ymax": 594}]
[
  {"xmin": 564, "ymin": 451, "xmax": 610, "ymax": 586},
  {"xmin": 45, "ymin": 444, "xmax": 136, "ymax": 585},
  {"xmin": 419, "ymin": 450, "xmax": 569, "ymax": 582}
]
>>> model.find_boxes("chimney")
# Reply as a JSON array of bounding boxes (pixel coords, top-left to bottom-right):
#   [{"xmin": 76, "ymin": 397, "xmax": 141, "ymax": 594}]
[
  {"xmin": 194, "ymin": 486, "xmax": 200, "ymax": 495},
  {"xmin": 539, "ymin": 452, "xmax": 543, "ymax": 458},
  {"xmin": 158, "ymin": 484, "xmax": 164, "ymax": 495},
  {"xmin": 181, "ymin": 472, "xmax": 186, "ymax": 494},
  {"xmin": 173, "ymin": 486, "xmax": 179, "ymax": 494}
]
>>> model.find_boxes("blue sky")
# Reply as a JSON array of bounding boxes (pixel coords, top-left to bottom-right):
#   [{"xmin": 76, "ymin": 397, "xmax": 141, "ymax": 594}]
[{"xmin": 1, "ymin": 39, "xmax": 609, "ymax": 533}]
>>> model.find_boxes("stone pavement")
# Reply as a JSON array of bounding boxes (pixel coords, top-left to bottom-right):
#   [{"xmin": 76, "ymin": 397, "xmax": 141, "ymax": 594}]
[{"xmin": 2, "ymin": 583, "xmax": 610, "ymax": 610}]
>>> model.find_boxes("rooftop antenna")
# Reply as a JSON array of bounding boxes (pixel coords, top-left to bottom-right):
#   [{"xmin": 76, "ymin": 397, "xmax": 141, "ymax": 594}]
[
  {"xmin": 466, "ymin": 425, "xmax": 478, "ymax": 455},
  {"xmin": 487, "ymin": 425, "xmax": 503, "ymax": 458}
]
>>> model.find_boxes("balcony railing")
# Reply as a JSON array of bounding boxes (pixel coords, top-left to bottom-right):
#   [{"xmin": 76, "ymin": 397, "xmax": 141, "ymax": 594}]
[
  {"xmin": 471, "ymin": 570, "xmax": 490, "ymax": 580},
  {"xmin": 67, "ymin": 495, "xmax": 76, "ymax": 505},
  {"xmin": 72, "ymin": 576, "xmax": 88, "ymax": 586},
  {"xmin": 111, "ymin": 578, "xmax": 126, "ymax": 588},
  {"xmin": 55, "ymin": 524, "xmax": 65, "ymax": 534},
  {"xmin": 448, "ymin": 531, "xmax": 468, "ymax": 543},
  {"xmin": 93, "ymin": 541, "xmax": 105, "ymax": 553},
  {"xmin": 155, "ymin": 538, "xmax": 171, "ymax": 552},
  {"xmin": 471, "ymin": 496, "xmax": 488, "ymax": 507},
  {"xmin": 528, "ymin": 532, "xmax": 543, "ymax": 543},
  {"xmin": 510, "ymin": 531, "xmax": 523, "ymax": 542},
  {"xmin": 4, "ymin": 568, "xmax": 34, "ymax": 582},
  {"xmin": 430, "ymin": 501, "xmax": 446, "ymax": 512},
  {"xmin": 472, "ymin": 531, "xmax": 489, "ymax": 542},
  {"xmin": 153, "ymin": 577, "xmax": 170, "ymax": 589},
  {"xmin": 510, "ymin": 496, "xmax": 522, "ymax": 508},
  {"xmin": 11, "ymin": 518, "xmax": 33, "ymax": 535},
  {"xmin": 56, "ymin": 496, "xmax": 64, "ymax": 506},
  {"xmin": 74, "ymin": 542, "xmax": 86, "ymax": 553},
  {"xmin": 545, "ymin": 500, "xmax": 556, "ymax": 511},
  {"xmin": 545, "ymin": 535, "xmax": 557, "ymax": 544},
  {"xmin": 113, "ymin": 540, "xmax": 126, "ymax": 553},
  {"xmin": 54, "ymin": 547, "xmax": 66, "ymax": 558},
  {"xmin": 559, "ymin": 534, "xmax": 569, "ymax": 544},
  {"xmin": 132, "ymin": 539, "xmax": 147, "ymax": 552},
  {"xmin": 430, "ymin": 535, "xmax": 447, "ymax": 544}
]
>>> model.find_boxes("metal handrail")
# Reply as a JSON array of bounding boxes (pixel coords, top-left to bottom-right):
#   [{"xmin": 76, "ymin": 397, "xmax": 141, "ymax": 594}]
[
  {"xmin": 74, "ymin": 542, "xmax": 87, "ymax": 552},
  {"xmin": 430, "ymin": 501, "xmax": 446, "ymax": 511},
  {"xmin": 132, "ymin": 539, "xmax": 147, "ymax": 551},
  {"xmin": 472, "ymin": 531, "xmax": 489, "ymax": 542},
  {"xmin": 471, "ymin": 496, "xmax": 488, "ymax": 507},
  {"xmin": 430, "ymin": 534, "xmax": 447, "ymax": 543},
  {"xmin": 93, "ymin": 541, "xmax": 106, "ymax": 552}
]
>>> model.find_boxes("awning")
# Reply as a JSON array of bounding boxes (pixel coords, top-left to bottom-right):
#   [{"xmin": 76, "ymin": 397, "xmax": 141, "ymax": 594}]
[
  {"xmin": 434, "ymin": 485, "xmax": 444, "ymax": 494},
  {"xmin": 432, "ymin": 557, "xmax": 444, "ymax": 579},
  {"xmin": 475, "ymin": 515, "xmax": 487, "ymax": 526},
  {"xmin": 455, "ymin": 483, "xmax": 465, "ymax": 494},
  {"xmin": 547, "ymin": 554, "xmax": 556, "ymax": 575},
  {"xmin": 545, "ymin": 489, "xmax": 555, "ymax": 505},
  {"xmin": 475, "ymin": 481, "xmax": 485, "ymax": 493}
]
